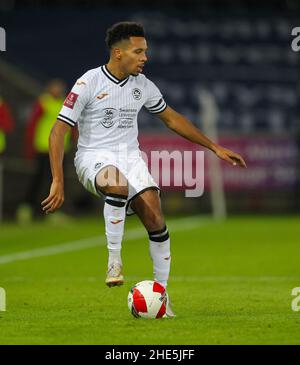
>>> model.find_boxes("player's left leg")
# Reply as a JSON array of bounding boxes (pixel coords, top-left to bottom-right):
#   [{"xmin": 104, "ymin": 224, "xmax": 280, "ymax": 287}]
[
  {"xmin": 130, "ymin": 189, "xmax": 170, "ymax": 288},
  {"xmin": 130, "ymin": 189, "xmax": 175, "ymax": 317}
]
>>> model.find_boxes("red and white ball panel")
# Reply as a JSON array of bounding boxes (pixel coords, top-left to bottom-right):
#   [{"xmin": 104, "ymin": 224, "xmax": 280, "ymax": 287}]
[{"xmin": 128, "ymin": 280, "xmax": 167, "ymax": 319}]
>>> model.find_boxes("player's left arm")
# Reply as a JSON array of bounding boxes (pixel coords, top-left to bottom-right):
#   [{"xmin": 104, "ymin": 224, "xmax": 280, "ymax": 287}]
[{"xmin": 157, "ymin": 106, "xmax": 247, "ymax": 168}]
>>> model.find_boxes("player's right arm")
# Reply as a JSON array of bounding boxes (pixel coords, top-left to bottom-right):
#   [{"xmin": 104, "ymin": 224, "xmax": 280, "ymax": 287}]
[
  {"xmin": 41, "ymin": 120, "xmax": 71, "ymax": 214},
  {"xmin": 41, "ymin": 72, "xmax": 92, "ymax": 213},
  {"xmin": 144, "ymin": 78, "xmax": 246, "ymax": 168}
]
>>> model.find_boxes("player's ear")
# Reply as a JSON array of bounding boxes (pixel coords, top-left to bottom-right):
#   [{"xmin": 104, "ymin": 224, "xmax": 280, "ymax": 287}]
[{"xmin": 113, "ymin": 47, "xmax": 122, "ymax": 60}]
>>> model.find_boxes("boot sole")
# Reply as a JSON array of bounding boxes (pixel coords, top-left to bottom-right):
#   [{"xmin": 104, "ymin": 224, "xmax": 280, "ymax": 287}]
[{"xmin": 106, "ymin": 279, "xmax": 124, "ymax": 287}]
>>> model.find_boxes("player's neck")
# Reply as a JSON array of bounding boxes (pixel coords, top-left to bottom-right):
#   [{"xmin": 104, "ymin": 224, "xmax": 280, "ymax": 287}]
[{"xmin": 106, "ymin": 61, "xmax": 129, "ymax": 81}]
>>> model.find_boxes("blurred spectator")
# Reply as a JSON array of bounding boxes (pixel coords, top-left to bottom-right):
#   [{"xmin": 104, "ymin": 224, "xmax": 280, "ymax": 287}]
[
  {"xmin": 0, "ymin": 96, "xmax": 15, "ymax": 155},
  {"xmin": 17, "ymin": 79, "xmax": 72, "ymax": 222}
]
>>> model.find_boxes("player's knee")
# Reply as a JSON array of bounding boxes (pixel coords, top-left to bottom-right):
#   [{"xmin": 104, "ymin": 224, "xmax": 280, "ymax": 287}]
[
  {"xmin": 97, "ymin": 182, "xmax": 128, "ymax": 198},
  {"xmin": 96, "ymin": 166, "xmax": 128, "ymax": 197},
  {"xmin": 104, "ymin": 185, "xmax": 128, "ymax": 198}
]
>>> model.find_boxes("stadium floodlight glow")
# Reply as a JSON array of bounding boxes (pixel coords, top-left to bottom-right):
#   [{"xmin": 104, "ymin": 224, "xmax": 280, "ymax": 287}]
[{"xmin": 0, "ymin": 27, "xmax": 6, "ymax": 51}]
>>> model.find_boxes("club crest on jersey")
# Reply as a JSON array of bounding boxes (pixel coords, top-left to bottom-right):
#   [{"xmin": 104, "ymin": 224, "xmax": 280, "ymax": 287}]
[
  {"xmin": 132, "ymin": 88, "xmax": 142, "ymax": 100},
  {"xmin": 101, "ymin": 108, "xmax": 118, "ymax": 128}
]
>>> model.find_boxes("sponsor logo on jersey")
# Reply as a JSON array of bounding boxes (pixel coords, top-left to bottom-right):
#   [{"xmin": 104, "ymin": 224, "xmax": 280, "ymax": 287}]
[
  {"xmin": 63, "ymin": 92, "xmax": 79, "ymax": 109},
  {"xmin": 100, "ymin": 108, "xmax": 118, "ymax": 128},
  {"xmin": 97, "ymin": 93, "xmax": 109, "ymax": 100},
  {"xmin": 132, "ymin": 88, "xmax": 142, "ymax": 100}
]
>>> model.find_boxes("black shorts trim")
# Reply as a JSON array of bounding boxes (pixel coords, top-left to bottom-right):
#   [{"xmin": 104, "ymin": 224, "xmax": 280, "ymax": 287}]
[{"xmin": 105, "ymin": 192, "xmax": 128, "ymax": 200}]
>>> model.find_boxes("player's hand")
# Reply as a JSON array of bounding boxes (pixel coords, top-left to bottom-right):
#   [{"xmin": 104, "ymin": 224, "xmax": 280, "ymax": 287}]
[
  {"xmin": 214, "ymin": 145, "xmax": 247, "ymax": 168},
  {"xmin": 41, "ymin": 180, "xmax": 65, "ymax": 214}
]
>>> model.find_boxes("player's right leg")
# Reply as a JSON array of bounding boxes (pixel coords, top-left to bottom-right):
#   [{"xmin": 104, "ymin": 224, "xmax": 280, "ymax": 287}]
[{"xmin": 95, "ymin": 165, "xmax": 128, "ymax": 287}]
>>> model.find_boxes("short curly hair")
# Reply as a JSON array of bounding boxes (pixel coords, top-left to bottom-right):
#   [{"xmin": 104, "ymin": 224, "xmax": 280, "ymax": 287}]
[{"xmin": 105, "ymin": 21, "xmax": 145, "ymax": 49}]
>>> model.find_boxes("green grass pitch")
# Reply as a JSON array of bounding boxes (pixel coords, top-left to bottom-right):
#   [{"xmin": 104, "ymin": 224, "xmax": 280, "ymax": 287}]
[{"xmin": 0, "ymin": 215, "xmax": 300, "ymax": 344}]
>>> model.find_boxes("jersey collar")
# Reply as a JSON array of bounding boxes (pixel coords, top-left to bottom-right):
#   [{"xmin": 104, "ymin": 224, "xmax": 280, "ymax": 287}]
[{"xmin": 101, "ymin": 65, "xmax": 129, "ymax": 87}]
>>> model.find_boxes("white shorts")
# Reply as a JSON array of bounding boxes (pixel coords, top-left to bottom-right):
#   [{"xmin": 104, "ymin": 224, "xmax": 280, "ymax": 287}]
[{"xmin": 74, "ymin": 150, "xmax": 160, "ymax": 215}]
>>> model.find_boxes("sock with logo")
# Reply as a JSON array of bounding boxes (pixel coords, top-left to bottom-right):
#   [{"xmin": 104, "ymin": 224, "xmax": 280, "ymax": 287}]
[
  {"xmin": 103, "ymin": 193, "xmax": 127, "ymax": 267},
  {"xmin": 148, "ymin": 225, "xmax": 171, "ymax": 288}
]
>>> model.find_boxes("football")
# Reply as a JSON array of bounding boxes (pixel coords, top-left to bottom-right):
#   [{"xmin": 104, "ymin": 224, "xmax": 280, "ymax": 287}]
[{"xmin": 127, "ymin": 280, "xmax": 167, "ymax": 319}]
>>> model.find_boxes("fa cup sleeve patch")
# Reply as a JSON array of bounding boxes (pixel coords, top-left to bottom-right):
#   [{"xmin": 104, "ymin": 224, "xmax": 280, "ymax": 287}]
[{"xmin": 63, "ymin": 92, "xmax": 79, "ymax": 109}]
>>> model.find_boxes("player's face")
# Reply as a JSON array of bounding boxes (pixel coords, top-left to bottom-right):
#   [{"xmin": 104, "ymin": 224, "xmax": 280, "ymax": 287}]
[{"xmin": 120, "ymin": 37, "xmax": 148, "ymax": 76}]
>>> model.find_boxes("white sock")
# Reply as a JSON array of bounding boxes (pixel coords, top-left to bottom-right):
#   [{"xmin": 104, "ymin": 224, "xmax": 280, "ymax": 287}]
[
  {"xmin": 148, "ymin": 226, "xmax": 171, "ymax": 288},
  {"xmin": 103, "ymin": 194, "xmax": 127, "ymax": 267}
]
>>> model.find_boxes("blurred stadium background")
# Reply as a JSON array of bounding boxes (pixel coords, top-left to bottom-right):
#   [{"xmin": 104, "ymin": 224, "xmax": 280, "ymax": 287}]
[{"xmin": 0, "ymin": 0, "xmax": 299, "ymax": 221}]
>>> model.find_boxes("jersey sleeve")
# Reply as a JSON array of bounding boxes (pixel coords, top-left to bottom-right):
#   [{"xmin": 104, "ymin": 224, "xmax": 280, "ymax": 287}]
[
  {"xmin": 144, "ymin": 79, "xmax": 167, "ymax": 114},
  {"xmin": 57, "ymin": 78, "xmax": 91, "ymax": 127}
]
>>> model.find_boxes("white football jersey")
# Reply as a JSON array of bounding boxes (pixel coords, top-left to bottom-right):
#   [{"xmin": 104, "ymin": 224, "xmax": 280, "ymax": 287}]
[{"xmin": 57, "ymin": 65, "xmax": 167, "ymax": 154}]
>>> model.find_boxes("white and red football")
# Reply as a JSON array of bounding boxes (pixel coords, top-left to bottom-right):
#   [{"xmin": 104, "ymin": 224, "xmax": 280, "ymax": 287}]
[{"xmin": 127, "ymin": 280, "xmax": 167, "ymax": 319}]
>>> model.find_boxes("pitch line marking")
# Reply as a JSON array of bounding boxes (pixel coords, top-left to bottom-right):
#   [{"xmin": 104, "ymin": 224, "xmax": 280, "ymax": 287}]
[
  {"xmin": 125, "ymin": 275, "xmax": 300, "ymax": 282},
  {"xmin": 3, "ymin": 275, "xmax": 300, "ymax": 283},
  {"xmin": 0, "ymin": 216, "xmax": 209, "ymax": 265}
]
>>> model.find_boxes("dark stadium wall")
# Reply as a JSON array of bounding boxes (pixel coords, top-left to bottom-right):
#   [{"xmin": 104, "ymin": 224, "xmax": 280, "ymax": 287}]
[{"xmin": 0, "ymin": 2, "xmax": 299, "ymax": 218}]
